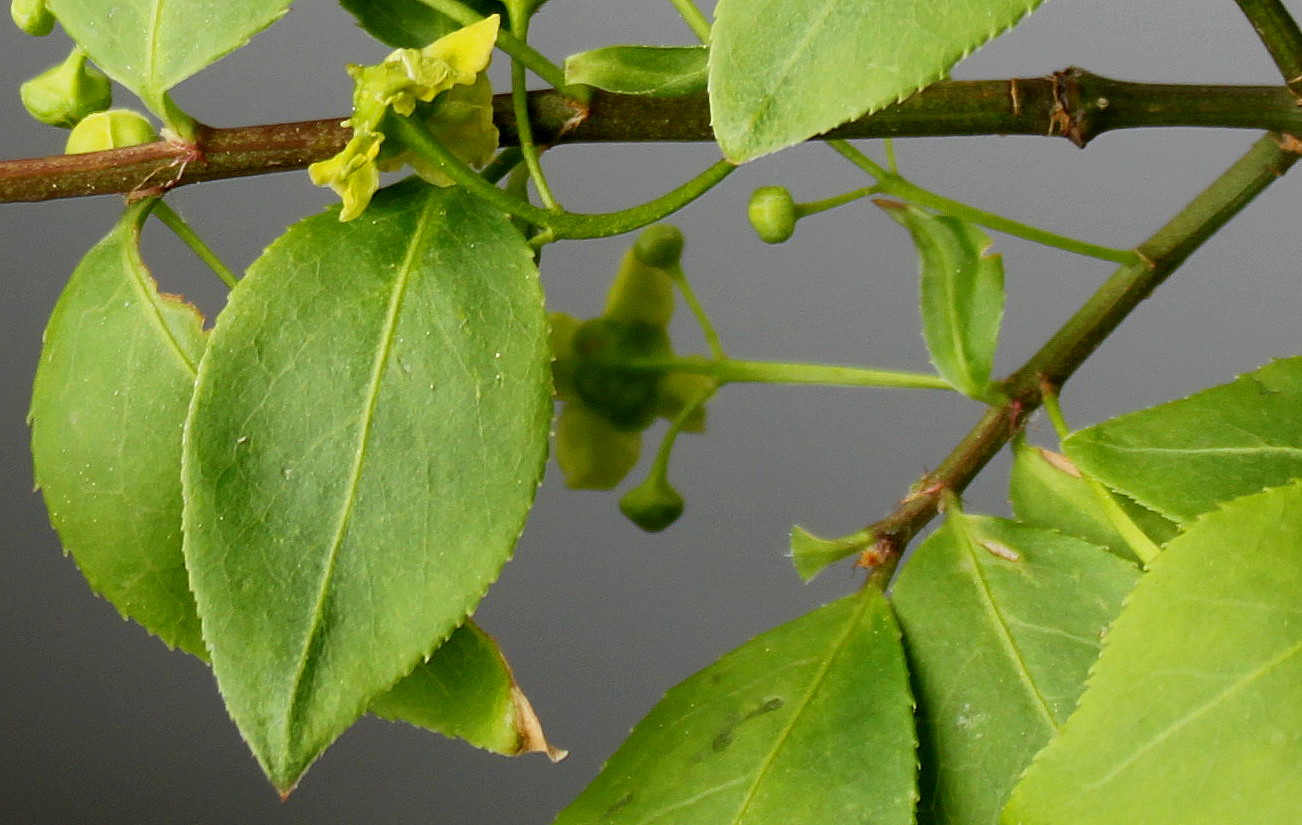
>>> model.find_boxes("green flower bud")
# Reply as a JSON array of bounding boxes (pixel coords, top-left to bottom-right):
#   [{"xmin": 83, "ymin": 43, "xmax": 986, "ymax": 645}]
[
  {"xmin": 748, "ymin": 185, "xmax": 798, "ymax": 244},
  {"xmin": 603, "ymin": 248, "xmax": 675, "ymax": 327},
  {"xmin": 572, "ymin": 318, "xmax": 669, "ymax": 432},
  {"xmin": 632, "ymin": 224, "xmax": 684, "ymax": 269},
  {"xmin": 619, "ymin": 474, "xmax": 684, "ymax": 532},
  {"xmin": 20, "ymin": 48, "xmax": 111, "ymax": 128},
  {"xmin": 11, "ymin": 0, "xmax": 54, "ymax": 36},
  {"xmin": 65, "ymin": 109, "xmax": 157, "ymax": 154}
]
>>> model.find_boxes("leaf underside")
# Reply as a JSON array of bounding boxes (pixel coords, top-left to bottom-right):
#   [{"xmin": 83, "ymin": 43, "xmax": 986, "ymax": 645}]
[
  {"xmin": 708, "ymin": 0, "xmax": 1047, "ymax": 162},
  {"xmin": 48, "ymin": 0, "xmax": 293, "ymax": 115},
  {"xmin": 1002, "ymin": 481, "xmax": 1302, "ymax": 825},
  {"xmin": 182, "ymin": 178, "xmax": 551, "ymax": 792},
  {"xmin": 30, "ymin": 200, "xmax": 207, "ymax": 655},
  {"xmin": 552, "ymin": 593, "xmax": 917, "ymax": 825}
]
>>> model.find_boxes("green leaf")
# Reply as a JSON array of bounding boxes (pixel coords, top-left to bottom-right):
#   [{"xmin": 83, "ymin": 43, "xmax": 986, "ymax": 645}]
[
  {"xmin": 708, "ymin": 0, "xmax": 1048, "ymax": 162},
  {"xmin": 341, "ymin": 0, "xmax": 506, "ymax": 48},
  {"xmin": 788, "ymin": 524, "xmax": 873, "ymax": 582},
  {"xmin": 29, "ymin": 201, "xmax": 206, "ymax": 656},
  {"xmin": 182, "ymin": 178, "xmax": 551, "ymax": 793},
  {"xmin": 552, "ymin": 593, "xmax": 916, "ymax": 825},
  {"xmin": 564, "ymin": 45, "xmax": 707, "ymax": 97},
  {"xmin": 48, "ymin": 0, "xmax": 292, "ymax": 117},
  {"xmin": 1002, "ymin": 481, "xmax": 1302, "ymax": 825},
  {"xmin": 881, "ymin": 202, "xmax": 1004, "ymax": 400},
  {"xmin": 1063, "ymin": 356, "xmax": 1302, "ymax": 522},
  {"xmin": 891, "ymin": 513, "xmax": 1139, "ymax": 825},
  {"xmin": 1009, "ymin": 438, "xmax": 1177, "ymax": 562},
  {"xmin": 371, "ymin": 620, "xmax": 564, "ymax": 759}
]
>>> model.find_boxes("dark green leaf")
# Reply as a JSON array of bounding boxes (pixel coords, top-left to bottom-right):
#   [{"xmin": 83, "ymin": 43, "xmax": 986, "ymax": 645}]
[
  {"xmin": 564, "ymin": 45, "xmax": 707, "ymax": 97},
  {"xmin": 30, "ymin": 201, "xmax": 206, "ymax": 655},
  {"xmin": 552, "ymin": 593, "xmax": 916, "ymax": 825},
  {"xmin": 892, "ymin": 513, "xmax": 1138, "ymax": 825},
  {"xmin": 371, "ymin": 620, "xmax": 564, "ymax": 759},
  {"xmin": 1009, "ymin": 437, "xmax": 1177, "ymax": 562},
  {"xmin": 882, "ymin": 202, "xmax": 1004, "ymax": 400},
  {"xmin": 1002, "ymin": 481, "xmax": 1302, "ymax": 825},
  {"xmin": 48, "ymin": 0, "xmax": 292, "ymax": 116},
  {"xmin": 709, "ymin": 0, "xmax": 1049, "ymax": 162},
  {"xmin": 341, "ymin": 0, "xmax": 506, "ymax": 48},
  {"xmin": 1063, "ymin": 356, "xmax": 1302, "ymax": 521},
  {"xmin": 182, "ymin": 178, "xmax": 551, "ymax": 793}
]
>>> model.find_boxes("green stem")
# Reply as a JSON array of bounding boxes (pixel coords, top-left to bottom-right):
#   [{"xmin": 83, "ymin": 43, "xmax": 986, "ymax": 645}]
[
  {"xmin": 665, "ymin": 263, "xmax": 727, "ymax": 359},
  {"xmin": 860, "ymin": 132, "xmax": 1299, "ymax": 579},
  {"xmin": 668, "ymin": 0, "xmax": 712, "ymax": 42},
  {"xmin": 391, "ymin": 113, "xmax": 734, "ymax": 239},
  {"xmin": 480, "ymin": 146, "xmax": 523, "ymax": 183},
  {"xmin": 1040, "ymin": 384, "xmax": 1160, "ymax": 566},
  {"xmin": 415, "ymin": 0, "xmax": 575, "ymax": 94},
  {"xmin": 795, "ymin": 187, "xmax": 876, "ymax": 218},
  {"xmin": 830, "ymin": 140, "xmax": 1138, "ymax": 264},
  {"xmin": 506, "ymin": 9, "xmax": 560, "ymax": 210},
  {"xmin": 619, "ymin": 356, "xmax": 954, "ymax": 390},
  {"xmin": 1234, "ymin": 0, "xmax": 1302, "ymax": 95},
  {"xmin": 150, "ymin": 200, "xmax": 238, "ymax": 289},
  {"xmin": 650, "ymin": 385, "xmax": 714, "ymax": 476}
]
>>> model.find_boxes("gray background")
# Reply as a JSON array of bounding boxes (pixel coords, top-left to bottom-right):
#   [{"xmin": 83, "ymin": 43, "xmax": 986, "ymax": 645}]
[{"xmin": 2, "ymin": 1, "xmax": 1298, "ymax": 822}]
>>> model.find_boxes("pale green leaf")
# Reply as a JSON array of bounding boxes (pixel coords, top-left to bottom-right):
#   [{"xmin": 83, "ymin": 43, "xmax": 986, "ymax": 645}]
[
  {"xmin": 882, "ymin": 202, "xmax": 1004, "ymax": 399},
  {"xmin": 1009, "ymin": 438, "xmax": 1177, "ymax": 562},
  {"xmin": 1002, "ymin": 481, "xmax": 1302, "ymax": 825},
  {"xmin": 341, "ymin": 0, "xmax": 506, "ymax": 48},
  {"xmin": 47, "ymin": 0, "xmax": 292, "ymax": 115},
  {"xmin": 1063, "ymin": 356, "xmax": 1302, "ymax": 521},
  {"xmin": 182, "ymin": 178, "xmax": 551, "ymax": 793},
  {"xmin": 30, "ymin": 201, "xmax": 206, "ymax": 656},
  {"xmin": 371, "ymin": 620, "xmax": 564, "ymax": 759},
  {"xmin": 564, "ymin": 45, "xmax": 707, "ymax": 97},
  {"xmin": 552, "ymin": 593, "xmax": 916, "ymax": 825},
  {"xmin": 892, "ymin": 513, "xmax": 1139, "ymax": 825},
  {"xmin": 788, "ymin": 524, "xmax": 873, "ymax": 582},
  {"xmin": 708, "ymin": 0, "xmax": 1047, "ymax": 162}
]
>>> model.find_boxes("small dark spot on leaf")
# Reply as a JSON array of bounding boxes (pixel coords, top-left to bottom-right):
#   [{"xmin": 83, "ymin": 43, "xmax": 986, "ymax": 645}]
[{"xmin": 712, "ymin": 729, "xmax": 733, "ymax": 752}]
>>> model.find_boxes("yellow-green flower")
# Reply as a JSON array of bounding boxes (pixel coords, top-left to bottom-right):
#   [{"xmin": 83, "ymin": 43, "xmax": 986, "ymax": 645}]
[{"xmin": 309, "ymin": 15, "xmax": 500, "ymax": 220}]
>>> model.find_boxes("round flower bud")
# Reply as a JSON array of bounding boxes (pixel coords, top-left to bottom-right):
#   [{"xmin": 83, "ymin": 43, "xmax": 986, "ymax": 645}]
[
  {"xmin": 11, "ymin": 0, "xmax": 55, "ymax": 36},
  {"xmin": 20, "ymin": 48, "xmax": 111, "ymax": 128},
  {"xmin": 747, "ymin": 186, "xmax": 799, "ymax": 244},
  {"xmin": 619, "ymin": 475, "xmax": 684, "ymax": 532},
  {"xmin": 65, "ymin": 109, "xmax": 157, "ymax": 154},
  {"xmin": 632, "ymin": 224, "xmax": 684, "ymax": 269}
]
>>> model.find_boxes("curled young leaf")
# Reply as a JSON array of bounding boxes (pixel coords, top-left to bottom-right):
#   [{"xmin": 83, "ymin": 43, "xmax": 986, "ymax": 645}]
[{"xmin": 564, "ymin": 44, "xmax": 707, "ymax": 97}]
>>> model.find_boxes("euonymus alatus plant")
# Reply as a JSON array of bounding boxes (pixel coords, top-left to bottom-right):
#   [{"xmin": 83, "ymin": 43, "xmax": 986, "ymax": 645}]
[{"xmin": 4, "ymin": 0, "xmax": 1300, "ymax": 821}]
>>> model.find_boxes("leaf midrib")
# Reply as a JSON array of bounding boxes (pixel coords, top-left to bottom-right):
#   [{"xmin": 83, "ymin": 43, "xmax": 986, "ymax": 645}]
[
  {"xmin": 280, "ymin": 192, "xmax": 441, "ymax": 752},
  {"xmin": 728, "ymin": 595, "xmax": 872, "ymax": 824}
]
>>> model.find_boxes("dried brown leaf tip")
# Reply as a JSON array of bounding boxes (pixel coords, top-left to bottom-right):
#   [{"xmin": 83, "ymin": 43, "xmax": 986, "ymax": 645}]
[{"xmin": 511, "ymin": 685, "xmax": 568, "ymax": 762}]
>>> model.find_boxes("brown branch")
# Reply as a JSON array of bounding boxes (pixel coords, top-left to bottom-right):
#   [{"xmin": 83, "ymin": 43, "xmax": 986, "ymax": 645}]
[{"xmin": 2, "ymin": 69, "xmax": 1301, "ymax": 203}]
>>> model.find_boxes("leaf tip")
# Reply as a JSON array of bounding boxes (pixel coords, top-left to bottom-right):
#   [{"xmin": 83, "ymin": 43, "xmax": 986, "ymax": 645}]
[{"xmin": 789, "ymin": 525, "xmax": 874, "ymax": 582}]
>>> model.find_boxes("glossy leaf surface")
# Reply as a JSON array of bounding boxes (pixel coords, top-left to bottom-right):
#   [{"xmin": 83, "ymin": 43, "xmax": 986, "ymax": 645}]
[
  {"xmin": 892, "ymin": 514, "xmax": 1138, "ymax": 825},
  {"xmin": 1063, "ymin": 356, "xmax": 1302, "ymax": 521},
  {"xmin": 883, "ymin": 202, "xmax": 1003, "ymax": 399},
  {"xmin": 30, "ymin": 201, "xmax": 206, "ymax": 655},
  {"xmin": 48, "ymin": 0, "xmax": 292, "ymax": 115},
  {"xmin": 552, "ymin": 593, "xmax": 916, "ymax": 825},
  {"xmin": 1008, "ymin": 438, "xmax": 1176, "ymax": 562},
  {"xmin": 341, "ymin": 0, "xmax": 506, "ymax": 48},
  {"xmin": 709, "ymin": 0, "xmax": 1046, "ymax": 161},
  {"xmin": 564, "ymin": 45, "xmax": 707, "ymax": 96},
  {"xmin": 1002, "ymin": 481, "xmax": 1302, "ymax": 825},
  {"xmin": 182, "ymin": 178, "xmax": 551, "ymax": 792},
  {"xmin": 371, "ymin": 621, "xmax": 563, "ymax": 759}
]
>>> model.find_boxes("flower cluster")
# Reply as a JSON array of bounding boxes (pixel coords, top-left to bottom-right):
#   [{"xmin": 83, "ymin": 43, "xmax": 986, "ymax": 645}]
[
  {"xmin": 549, "ymin": 227, "xmax": 713, "ymax": 503},
  {"xmin": 309, "ymin": 16, "xmax": 500, "ymax": 220}
]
